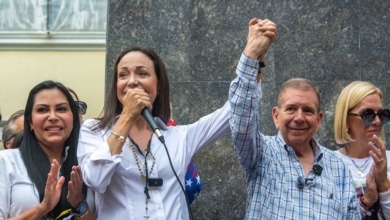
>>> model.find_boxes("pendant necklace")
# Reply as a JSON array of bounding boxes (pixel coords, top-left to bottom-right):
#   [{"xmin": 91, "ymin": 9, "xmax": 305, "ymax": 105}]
[
  {"xmin": 130, "ymin": 137, "xmax": 155, "ymax": 219},
  {"xmin": 345, "ymin": 146, "xmax": 371, "ymax": 177},
  {"xmin": 130, "ymin": 138, "xmax": 156, "ymax": 181}
]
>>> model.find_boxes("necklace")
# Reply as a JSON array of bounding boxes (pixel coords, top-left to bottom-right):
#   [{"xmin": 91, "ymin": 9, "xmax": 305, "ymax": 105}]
[
  {"xmin": 130, "ymin": 139, "xmax": 156, "ymax": 181},
  {"xmin": 130, "ymin": 137, "xmax": 155, "ymax": 219},
  {"xmin": 345, "ymin": 146, "xmax": 371, "ymax": 177}
]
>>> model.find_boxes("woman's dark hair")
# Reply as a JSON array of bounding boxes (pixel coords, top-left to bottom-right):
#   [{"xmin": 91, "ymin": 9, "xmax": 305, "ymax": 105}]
[
  {"xmin": 93, "ymin": 46, "xmax": 170, "ymax": 131},
  {"xmin": 18, "ymin": 80, "xmax": 83, "ymax": 218}
]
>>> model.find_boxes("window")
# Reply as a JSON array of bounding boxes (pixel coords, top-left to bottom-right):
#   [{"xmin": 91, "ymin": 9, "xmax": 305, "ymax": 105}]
[{"xmin": 0, "ymin": 0, "xmax": 107, "ymax": 50}]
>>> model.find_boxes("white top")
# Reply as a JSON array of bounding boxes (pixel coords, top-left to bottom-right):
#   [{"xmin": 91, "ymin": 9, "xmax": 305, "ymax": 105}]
[
  {"xmin": 77, "ymin": 101, "xmax": 231, "ymax": 220},
  {"xmin": 335, "ymin": 150, "xmax": 390, "ymax": 219},
  {"xmin": 0, "ymin": 148, "xmax": 95, "ymax": 219},
  {"xmin": 0, "ymin": 149, "xmax": 40, "ymax": 218}
]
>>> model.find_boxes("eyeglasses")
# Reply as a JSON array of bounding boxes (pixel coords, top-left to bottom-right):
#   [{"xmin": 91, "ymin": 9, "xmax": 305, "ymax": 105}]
[
  {"xmin": 348, "ymin": 108, "xmax": 390, "ymax": 125},
  {"xmin": 75, "ymin": 101, "xmax": 87, "ymax": 115}
]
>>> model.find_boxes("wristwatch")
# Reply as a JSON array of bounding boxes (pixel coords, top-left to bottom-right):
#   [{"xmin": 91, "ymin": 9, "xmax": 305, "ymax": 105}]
[{"xmin": 72, "ymin": 199, "xmax": 89, "ymax": 217}]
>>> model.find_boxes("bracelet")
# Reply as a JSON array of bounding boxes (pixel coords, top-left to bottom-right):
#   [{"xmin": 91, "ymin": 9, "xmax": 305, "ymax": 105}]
[
  {"xmin": 260, "ymin": 62, "xmax": 265, "ymax": 68},
  {"xmin": 72, "ymin": 199, "xmax": 89, "ymax": 218},
  {"xmin": 258, "ymin": 62, "xmax": 265, "ymax": 75},
  {"xmin": 111, "ymin": 131, "xmax": 126, "ymax": 143},
  {"xmin": 74, "ymin": 209, "xmax": 89, "ymax": 219}
]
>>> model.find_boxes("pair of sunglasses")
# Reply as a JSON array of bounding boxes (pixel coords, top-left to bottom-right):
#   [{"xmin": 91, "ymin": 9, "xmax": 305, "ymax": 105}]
[
  {"xmin": 348, "ymin": 108, "xmax": 390, "ymax": 125},
  {"xmin": 75, "ymin": 101, "xmax": 87, "ymax": 115}
]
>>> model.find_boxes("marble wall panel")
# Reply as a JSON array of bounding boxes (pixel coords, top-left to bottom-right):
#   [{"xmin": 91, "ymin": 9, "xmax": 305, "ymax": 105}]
[{"xmin": 106, "ymin": 0, "xmax": 390, "ymax": 218}]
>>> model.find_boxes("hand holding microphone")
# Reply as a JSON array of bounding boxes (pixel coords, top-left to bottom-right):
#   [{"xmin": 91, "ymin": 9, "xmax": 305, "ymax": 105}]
[
  {"xmin": 122, "ymin": 88, "xmax": 152, "ymax": 116},
  {"xmin": 122, "ymin": 89, "xmax": 164, "ymax": 143},
  {"xmin": 141, "ymin": 108, "xmax": 164, "ymax": 143}
]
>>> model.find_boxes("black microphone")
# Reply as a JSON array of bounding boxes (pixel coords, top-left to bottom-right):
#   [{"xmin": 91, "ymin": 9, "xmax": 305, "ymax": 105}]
[
  {"xmin": 296, "ymin": 153, "xmax": 323, "ymax": 189},
  {"xmin": 312, "ymin": 152, "xmax": 323, "ymax": 176},
  {"xmin": 141, "ymin": 108, "xmax": 164, "ymax": 143},
  {"xmin": 312, "ymin": 164, "xmax": 323, "ymax": 176}
]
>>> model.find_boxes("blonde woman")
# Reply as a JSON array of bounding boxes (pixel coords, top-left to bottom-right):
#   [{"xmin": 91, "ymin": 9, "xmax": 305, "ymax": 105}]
[{"xmin": 334, "ymin": 81, "xmax": 390, "ymax": 219}]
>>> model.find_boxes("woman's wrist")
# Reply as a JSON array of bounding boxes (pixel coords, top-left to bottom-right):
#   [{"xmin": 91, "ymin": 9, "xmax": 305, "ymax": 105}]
[
  {"xmin": 379, "ymin": 188, "xmax": 390, "ymax": 198},
  {"xmin": 72, "ymin": 199, "xmax": 90, "ymax": 218},
  {"xmin": 259, "ymin": 57, "xmax": 265, "ymax": 63},
  {"xmin": 36, "ymin": 203, "xmax": 50, "ymax": 217},
  {"xmin": 74, "ymin": 209, "xmax": 90, "ymax": 219},
  {"xmin": 259, "ymin": 50, "xmax": 266, "ymax": 61},
  {"xmin": 378, "ymin": 181, "xmax": 390, "ymax": 193},
  {"xmin": 70, "ymin": 196, "xmax": 85, "ymax": 209},
  {"xmin": 360, "ymin": 195, "xmax": 374, "ymax": 209}
]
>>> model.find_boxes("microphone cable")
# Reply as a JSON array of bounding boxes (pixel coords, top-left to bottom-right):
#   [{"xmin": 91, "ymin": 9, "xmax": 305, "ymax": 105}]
[
  {"xmin": 159, "ymin": 139, "xmax": 195, "ymax": 220},
  {"xmin": 142, "ymin": 108, "xmax": 194, "ymax": 219}
]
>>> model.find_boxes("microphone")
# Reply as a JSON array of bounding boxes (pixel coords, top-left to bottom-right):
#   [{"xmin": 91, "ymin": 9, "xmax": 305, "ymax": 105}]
[
  {"xmin": 297, "ymin": 153, "xmax": 323, "ymax": 189},
  {"xmin": 296, "ymin": 176, "xmax": 305, "ymax": 189},
  {"xmin": 312, "ymin": 164, "xmax": 323, "ymax": 176},
  {"xmin": 141, "ymin": 108, "xmax": 165, "ymax": 143},
  {"xmin": 296, "ymin": 176, "xmax": 314, "ymax": 189},
  {"xmin": 313, "ymin": 152, "xmax": 323, "ymax": 176}
]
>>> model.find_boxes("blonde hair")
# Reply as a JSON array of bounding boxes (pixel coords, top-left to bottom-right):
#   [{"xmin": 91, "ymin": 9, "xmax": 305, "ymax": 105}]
[{"xmin": 334, "ymin": 81, "xmax": 384, "ymax": 144}]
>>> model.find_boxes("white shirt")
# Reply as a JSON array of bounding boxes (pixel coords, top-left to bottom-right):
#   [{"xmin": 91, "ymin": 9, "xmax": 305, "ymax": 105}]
[
  {"xmin": 0, "ymin": 149, "xmax": 40, "ymax": 219},
  {"xmin": 0, "ymin": 148, "xmax": 95, "ymax": 219},
  {"xmin": 336, "ymin": 150, "xmax": 390, "ymax": 219},
  {"xmin": 77, "ymin": 101, "xmax": 230, "ymax": 220}
]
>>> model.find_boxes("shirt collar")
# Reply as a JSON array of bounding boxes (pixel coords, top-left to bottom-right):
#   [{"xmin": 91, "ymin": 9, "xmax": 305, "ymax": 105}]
[{"xmin": 278, "ymin": 131, "xmax": 323, "ymax": 161}]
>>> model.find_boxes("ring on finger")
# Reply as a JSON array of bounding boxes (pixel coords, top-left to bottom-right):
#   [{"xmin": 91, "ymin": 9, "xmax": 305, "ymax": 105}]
[{"xmin": 378, "ymin": 158, "xmax": 384, "ymax": 162}]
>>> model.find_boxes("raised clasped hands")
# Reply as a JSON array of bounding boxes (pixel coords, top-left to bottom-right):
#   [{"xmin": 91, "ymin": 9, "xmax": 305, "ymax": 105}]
[{"xmin": 244, "ymin": 17, "xmax": 278, "ymax": 60}]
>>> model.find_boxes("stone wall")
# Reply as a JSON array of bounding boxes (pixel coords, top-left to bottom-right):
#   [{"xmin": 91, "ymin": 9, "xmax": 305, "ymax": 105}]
[{"xmin": 106, "ymin": 1, "xmax": 390, "ymax": 219}]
